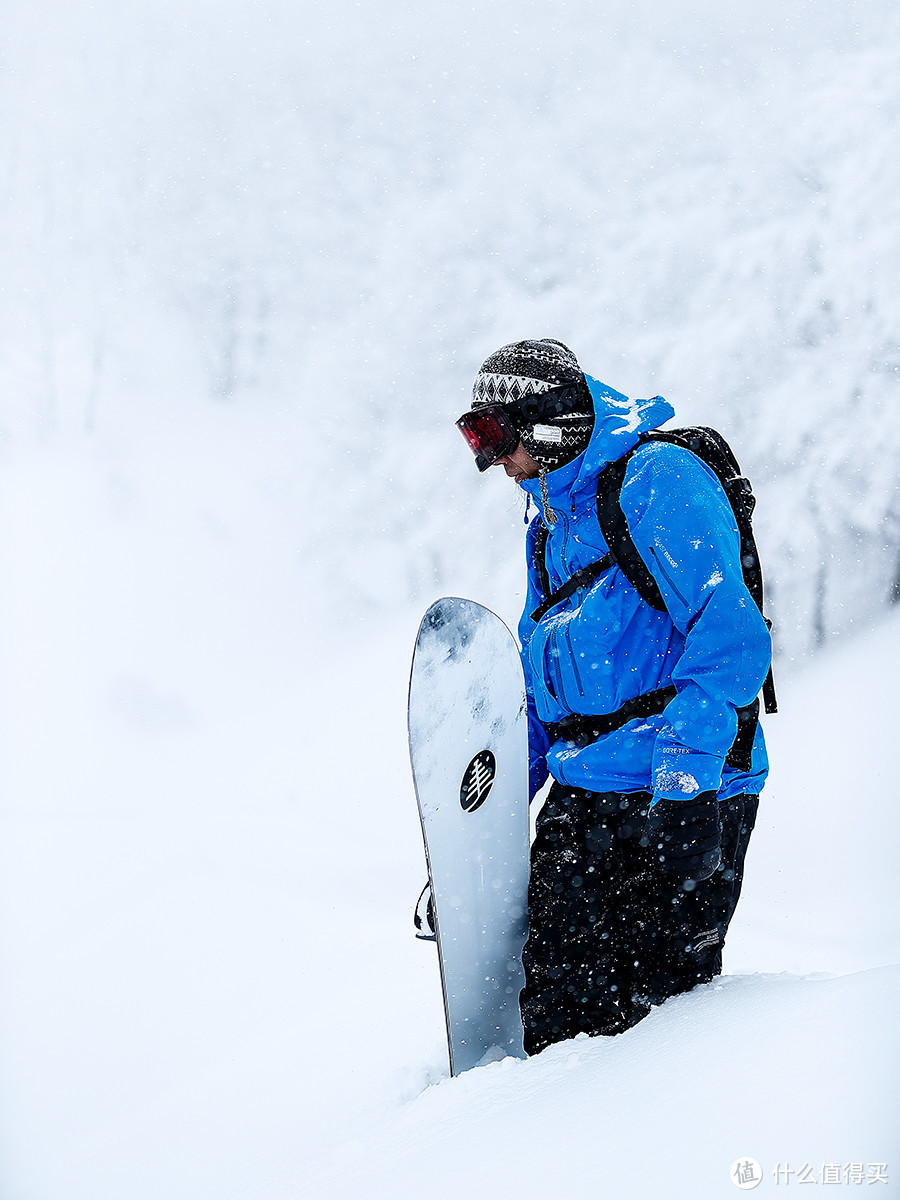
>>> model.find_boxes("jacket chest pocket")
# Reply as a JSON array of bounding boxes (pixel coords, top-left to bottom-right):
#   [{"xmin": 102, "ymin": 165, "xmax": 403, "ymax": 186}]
[
  {"xmin": 546, "ymin": 514, "xmax": 609, "ymax": 588},
  {"xmin": 532, "ymin": 585, "xmax": 622, "ymax": 717},
  {"xmin": 542, "ymin": 615, "xmax": 595, "ymax": 712}
]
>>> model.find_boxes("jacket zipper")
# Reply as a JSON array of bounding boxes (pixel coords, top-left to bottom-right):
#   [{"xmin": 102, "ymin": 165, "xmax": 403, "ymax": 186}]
[
  {"xmin": 547, "ymin": 511, "xmax": 588, "ymax": 701},
  {"xmin": 649, "ymin": 545, "xmax": 688, "ymax": 607},
  {"xmin": 563, "ymin": 624, "xmax": 585, "ymax": 696},
  {"xmin": 547, "ymin": 638, "xmax": 565, "ymax": 702}
]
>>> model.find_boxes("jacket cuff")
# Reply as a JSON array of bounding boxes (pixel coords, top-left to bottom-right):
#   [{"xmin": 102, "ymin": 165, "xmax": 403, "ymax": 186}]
[{"xmin": 651, "ymin": 735, "xmax": 724, "ymax": 805}]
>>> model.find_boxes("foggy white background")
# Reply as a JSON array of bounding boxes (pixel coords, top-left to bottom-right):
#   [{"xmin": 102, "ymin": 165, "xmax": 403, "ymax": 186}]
[{"xmin": 1, "ymin": 2, "xmax": 898, "ymax": 1196}]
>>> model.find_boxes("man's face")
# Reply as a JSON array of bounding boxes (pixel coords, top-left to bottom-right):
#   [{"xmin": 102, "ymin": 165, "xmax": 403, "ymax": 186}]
[{"xmin": 495, "ymin": 443, "xmax": 541, "ymax": 483}]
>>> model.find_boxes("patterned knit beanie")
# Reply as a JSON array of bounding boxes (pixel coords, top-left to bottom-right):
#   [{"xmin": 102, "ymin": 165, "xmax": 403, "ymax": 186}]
[{"xmin": 471, "ymin": 339, "xmax": 593, "ymax": 470}]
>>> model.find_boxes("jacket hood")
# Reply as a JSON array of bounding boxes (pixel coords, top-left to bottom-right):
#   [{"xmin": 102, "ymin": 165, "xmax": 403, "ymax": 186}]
[{"xmin": 521, "ymin": 376, "xmax": 675, "ymax": 516}]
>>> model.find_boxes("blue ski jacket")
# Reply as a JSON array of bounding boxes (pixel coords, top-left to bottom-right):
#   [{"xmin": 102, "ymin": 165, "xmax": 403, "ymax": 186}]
[{"xmin": 518, "ymin": 376, "xmax": 771, "ymax": 808}]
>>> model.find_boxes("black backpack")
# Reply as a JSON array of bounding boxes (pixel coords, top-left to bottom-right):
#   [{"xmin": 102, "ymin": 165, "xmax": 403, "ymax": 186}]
[{"xmin": 530, "ymin": 427, "xmax": 776, "ymax": 772}]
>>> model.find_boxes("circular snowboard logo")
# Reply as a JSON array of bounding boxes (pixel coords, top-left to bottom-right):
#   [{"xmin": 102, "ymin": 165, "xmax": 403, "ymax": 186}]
[{"xmin": 459, "ymin": 750, "xmax": 496, "ymax": 813}]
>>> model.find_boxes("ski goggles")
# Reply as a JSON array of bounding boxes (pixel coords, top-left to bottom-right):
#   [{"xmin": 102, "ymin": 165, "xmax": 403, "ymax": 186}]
[
  {"xmin": 455, "ymin": 404, "xmax": 520, "ymax": 472},
  {"xmin": 457, "ymin": 383, "xmax": 585, "ymax": 471}
]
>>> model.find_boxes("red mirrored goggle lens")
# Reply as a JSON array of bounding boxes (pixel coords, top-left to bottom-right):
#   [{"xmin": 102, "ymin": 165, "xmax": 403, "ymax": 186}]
[{"xmin": 456, "ymin": 405, "xmax": 519, "ymax": 472}]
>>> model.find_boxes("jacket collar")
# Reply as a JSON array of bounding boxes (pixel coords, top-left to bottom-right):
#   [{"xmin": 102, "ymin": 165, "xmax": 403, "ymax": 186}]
[{"xmin": 521, "ymin": 376, "xmax": 675, "ymax": 520}]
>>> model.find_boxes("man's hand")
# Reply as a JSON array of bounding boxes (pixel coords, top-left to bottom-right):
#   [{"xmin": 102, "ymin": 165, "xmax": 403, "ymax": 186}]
[{"xmin": 644, "ymin": 791, "xmax": 722, "ymax": 884}]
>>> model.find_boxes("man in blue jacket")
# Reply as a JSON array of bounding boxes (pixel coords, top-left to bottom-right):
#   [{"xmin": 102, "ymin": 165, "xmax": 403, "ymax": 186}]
[{"xmin": 456, "ymin": 338, "xmax": 771, "ymax": 1053}]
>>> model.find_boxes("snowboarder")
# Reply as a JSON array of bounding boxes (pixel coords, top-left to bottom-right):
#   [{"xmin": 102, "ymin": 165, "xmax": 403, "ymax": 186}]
[{"xmin": 455, "ymin": 339, "xmax": 772, "ymax": 1053}]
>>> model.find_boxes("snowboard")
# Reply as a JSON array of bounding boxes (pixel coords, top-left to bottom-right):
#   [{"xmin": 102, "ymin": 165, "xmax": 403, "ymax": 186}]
[{"xmin": 408, "ymin": 596, "xmax": 530, "ymax": 1075}]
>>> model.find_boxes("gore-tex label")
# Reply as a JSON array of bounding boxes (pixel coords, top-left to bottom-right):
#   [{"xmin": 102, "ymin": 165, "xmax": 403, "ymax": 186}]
[{"xmin": 533, "ymin": 424, "xmax": 562, "ymax": 443}]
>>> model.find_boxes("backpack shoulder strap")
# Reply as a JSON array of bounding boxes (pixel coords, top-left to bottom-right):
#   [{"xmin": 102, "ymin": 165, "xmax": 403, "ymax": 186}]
[{"xmin": 595, "ymin": 436, "xmax": 666, "ymax": 611}]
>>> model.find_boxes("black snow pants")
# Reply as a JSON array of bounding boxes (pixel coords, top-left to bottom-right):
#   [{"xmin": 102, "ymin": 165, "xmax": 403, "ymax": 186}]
[{"xmin": 520, "ymin": 784, "xmax": 758, "ymax": 1055}]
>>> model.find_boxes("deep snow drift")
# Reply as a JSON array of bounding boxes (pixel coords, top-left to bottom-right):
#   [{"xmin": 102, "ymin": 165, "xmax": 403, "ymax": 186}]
[
  {"xmin": 1, "ymin": 495, "xmax": 898, "ymax": 1196},
  {"xmin": 308, "ymin": 969, "xmax": 898, "ymax": 1200}
]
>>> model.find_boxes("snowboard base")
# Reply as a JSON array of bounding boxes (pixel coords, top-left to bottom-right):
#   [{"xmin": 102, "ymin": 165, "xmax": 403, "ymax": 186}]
[{"xmin": 409, "ymin": 597, "xmax": 530, "ymax": 1074}]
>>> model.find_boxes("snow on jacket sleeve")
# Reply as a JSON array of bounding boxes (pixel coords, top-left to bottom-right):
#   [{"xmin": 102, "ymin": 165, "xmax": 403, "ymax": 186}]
[
  {"xmin": 619, "ymin": 441, "xmax": 772, "ymax": 805},
  {"xmin": 518, "ymin": 516, "xmax": 551, "ymax": 801}
]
